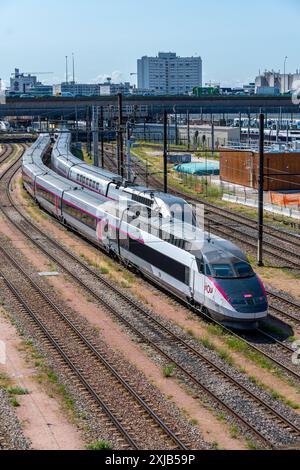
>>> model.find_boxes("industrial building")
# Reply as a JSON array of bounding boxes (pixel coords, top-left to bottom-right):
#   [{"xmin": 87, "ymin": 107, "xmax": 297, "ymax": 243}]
[
  {"xmin": 100, "ymin": 79, "xmax": 132, "ymax": 96},
  {"xmin": 255, "ymin": 70, "xmax": 300, "ymax": 94},
  {"xmin": 54, "ymin": 79, "xmax": 133, "ymax": 97},
  {"xmin": 7, "ymin": 68, "xmax": 53, "ymax": 97},
  {"xmin": 132, "ymin": 123, "xmax": 239, "ymax": 146},
  {"xmin": 27, "ymin": 84, "xmax": 53, "ymax": 97},
  {"xmin": 220, "ymin": 148, "xmax": 300, "ymax": 191},
  {"xmin": 55, "ymin": 82, "xmax": 100, "ymax": 96},
  {"xmin": 9, "ymin": 68, "xmax": 39, "ymax": 95},
  {"xmin": 137, "ymin": 52, "xmax": 202, "ymax": 95}
]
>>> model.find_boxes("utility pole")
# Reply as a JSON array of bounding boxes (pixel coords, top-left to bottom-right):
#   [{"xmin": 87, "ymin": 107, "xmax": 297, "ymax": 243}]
[
  {"xmin": 257, "ymin": 113, "xmax": 265, "ymax": 267},
  {"xmin": 118, "ymin": 94, "xmax": 124, "ymax": 178},
  {"xmin": 163, "ymin": 110, "xmax": 168, "ymax": 193},
  {"xmin": 174, "ymin": 106, "xmax": 178, "ymax": 146},
  {"xmin": 72, "ymin": 53, "xmax": 75, "ymax": 83},
  {"xmin": 127, "ymin": 121, "xmax": 132, "ymax": 181},
  {"xmin": 283, "ymin": 56, "xmax": 288, "ymax": 94},
  {"xmin": 187, "ymin": 110, "xmax": 190, "ymax": 150},
  {"xmin": 248, "ymin": 110, "xmax": 251, "ymax": 144},
  {"xmin": 100, "ymin": 106, "xmax": 104, "ymax": 168},
  {"xmin": 211, "ymin": 114, "xmax": 215, "ymax": 153},
  {"xmin": 86, "ymin": 105, "xmax": 92, "ymax": 156},
  {"xmin": 92, "ymin": 106, "xmax": 99, "ymax": 167},
  {"xmin": 65, "ymin": 56, "xmax": 69, "ymax": 84}
]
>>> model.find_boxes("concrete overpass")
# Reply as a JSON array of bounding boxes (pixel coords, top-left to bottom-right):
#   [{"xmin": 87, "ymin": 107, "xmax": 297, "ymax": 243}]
[{"xmin": 0, "ymin": 95, "xmax": 299, "ymax": 120}]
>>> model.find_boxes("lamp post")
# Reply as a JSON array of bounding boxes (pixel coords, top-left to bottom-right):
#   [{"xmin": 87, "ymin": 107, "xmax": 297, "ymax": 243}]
[{"xmin": 283, "ymin": 56, "xmax": 288, "ymax": 94}]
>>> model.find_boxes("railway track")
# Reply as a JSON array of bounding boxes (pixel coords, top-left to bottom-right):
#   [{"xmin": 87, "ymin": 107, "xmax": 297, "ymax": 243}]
[
  {"xmin": 267, "ymin": 292, "xmax": 300, "ymax": 327},
  {"xmin": 0, "ymin": 152, "xmax": 190, "ymax": 450},
  {"xmin": 2, "ymin": 154, "xmax": 300, "ymax": 447},
  {"xmin": 104, "ymin": 147, "xmax": 300, "ymax": 270},
  {"xmin": 0, "ymin": 144, "xmax": 13, "ymax": 164},
  {"xmin": 102, "ymin": 149, "xmax": 300, "ymax": 378},
  {"xmin": 0, "ymin": 246, "xmax": 188, "ymax": 450}
]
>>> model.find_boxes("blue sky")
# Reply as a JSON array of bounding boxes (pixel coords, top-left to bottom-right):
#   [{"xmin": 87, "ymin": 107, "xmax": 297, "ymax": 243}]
[{"xmin": 0, "ymin": 0, "xmax": 299, "ymax": 88}]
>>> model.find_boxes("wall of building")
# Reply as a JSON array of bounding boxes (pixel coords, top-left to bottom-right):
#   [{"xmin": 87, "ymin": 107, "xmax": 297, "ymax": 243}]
[
  {"xmin": 220, "ymin": 150, "xmax": 300, "ymax": 191},
  {"xmin": 132, "ymin": 123, "xmax": 239, "ymax": 146},
  {"xmin": 137, "ymin": 52, "xmax": 202, "ymax": 95},
  {"xmin": 255, "ymin": 71, "xmax": 300, "ymax": 94},
  {"xmin": 10, "ymin": 68, "xmax": 38, "ymax": 95}
]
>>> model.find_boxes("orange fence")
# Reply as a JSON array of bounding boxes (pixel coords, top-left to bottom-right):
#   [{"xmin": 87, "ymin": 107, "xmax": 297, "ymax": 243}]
[{"xmin": 270, "ymin": 192, "xmax": 300, "ymax": 208}]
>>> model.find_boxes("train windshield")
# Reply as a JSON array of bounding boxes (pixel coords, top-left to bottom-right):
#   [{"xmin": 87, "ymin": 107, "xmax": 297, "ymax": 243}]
[
  {"xmin": 204, "ymin": 252, "xmax": 254, "ymax": 279},
  {"xmin": 171, "ymin": 207, "xmax": 198, "ymax": 227}
]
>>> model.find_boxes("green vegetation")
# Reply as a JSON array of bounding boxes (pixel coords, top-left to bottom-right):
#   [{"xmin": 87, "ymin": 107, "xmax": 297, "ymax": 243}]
[
  {"xmin": 199, "ymin": 337, "xmax": 215, "ymax": 351},
  {"xmin": 211, "ymin": 441, "xmax": 220, "ymax": 450},
  {"xmin": 10, "ymin": 397, "xmax": 20, "ymax": 407},
  {"xmin": 7, "ymin": 386, "xmax": 29, "ymax": 396},
  {"xmin": 100, "ymin": 266, "xmax": 110, "ymax": 275},
  {"xmin": 86, "ymin": 441, "xmax": 113, "ymax": 450},
  {"xmin": 246, "ymin": 439, "xmax": 258, "ymax": 450},
  {"xmin": 163, "ymin": 363, "xmax": 176, "ymax": 378},
  {"xmin": 131, "ymin": 146, "xmax": 223, "ymax": 202},
  {"xmin": 0, "ymin": 372, "xmax": 12, "ymax": 390},
  {"xmin": 133, "ymin": 143, "xmax": 300, "ymax": 236},
  {"xmin": 216, "ymin": 412, "xmax": 226, "ymax": 422},
  {"xmin": 229, "ymin": 425, "xmax": 239, "ymax": 439},
  {"xmin": 199, "ymin": 335, "xmax": 234, "ymax": 366},
  {"xmin": 206, "ymin": 323, "xmax": 277, "ymax": 373},
  {"xmin": 190, "ymin": 418, "xmax": 199, "ymax": 425}
]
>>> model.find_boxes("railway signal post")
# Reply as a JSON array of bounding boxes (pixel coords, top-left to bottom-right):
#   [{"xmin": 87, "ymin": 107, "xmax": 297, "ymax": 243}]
[
  {"xmin": 92, "ymin": 106, "xmax": 99, "ymax": 167},
  {"xmin": 257, "ymin": 113, "xmax": 265, "ymax": 267},
  {"xmin": 100, "ymin": 106, "xmax": 104, "ymax": 168},
  {"xmin": 163, "ymin": 110, "xmax": 168, "ymax": 193},
  {"xmin": 118, "ymin": 93, "xmax": 124, "ymax": 178}
]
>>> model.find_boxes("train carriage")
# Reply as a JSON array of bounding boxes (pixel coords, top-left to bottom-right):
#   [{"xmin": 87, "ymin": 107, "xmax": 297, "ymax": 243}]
[
  {"xmin": 35, "ymin": 173, "xmax": 80, "ymax": 219},
  {"xmin": 22, "ymin": 163, "xmax": 45, "ymax": 197},
  {"xmin": 23, "ymin": 132, "xmax": 269, "ymax": 329}
]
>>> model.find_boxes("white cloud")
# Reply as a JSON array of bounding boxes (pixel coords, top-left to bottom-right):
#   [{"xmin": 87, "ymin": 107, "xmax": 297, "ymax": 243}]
[{"xmin": 90, "ymin": 70, "xmax": 123, "ymax": 84}]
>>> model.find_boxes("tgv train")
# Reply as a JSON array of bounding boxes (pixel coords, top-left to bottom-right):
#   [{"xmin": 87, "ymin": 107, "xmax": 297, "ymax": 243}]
[
  {"xmin": 52, "ymin": 132, "xmax": 185, "ymax": 219},
  {"xmin": 22, "ymin": 134, "xmax": 268, "ymax": 329}
]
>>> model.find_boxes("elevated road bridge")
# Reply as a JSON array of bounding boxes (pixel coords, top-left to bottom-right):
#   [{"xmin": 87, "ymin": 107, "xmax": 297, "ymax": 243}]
[{"xmin": 0, "ymin": 95, "xmax": 299, "ymax": 120}]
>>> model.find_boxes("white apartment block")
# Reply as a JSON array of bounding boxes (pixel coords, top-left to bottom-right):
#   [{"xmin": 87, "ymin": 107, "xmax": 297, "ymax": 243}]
[{"xmin": 137, "ymin": 52, "xmax": 202, "ymax": 95}]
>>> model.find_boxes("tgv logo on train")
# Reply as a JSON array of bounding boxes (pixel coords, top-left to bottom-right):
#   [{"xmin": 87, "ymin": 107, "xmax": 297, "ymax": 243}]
[
  {"xmin": 204, "ymin": 285, "xmax": 213, "ymax": 294},
  {"xmin": 22, "ymin": 132, "xmax": 269, "ymax": 330}
]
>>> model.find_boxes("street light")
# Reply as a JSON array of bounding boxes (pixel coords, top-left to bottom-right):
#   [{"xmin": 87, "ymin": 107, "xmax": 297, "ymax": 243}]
[{"xmin": 283, "ymin": 56, "xmax": 288, "ymax": 94}]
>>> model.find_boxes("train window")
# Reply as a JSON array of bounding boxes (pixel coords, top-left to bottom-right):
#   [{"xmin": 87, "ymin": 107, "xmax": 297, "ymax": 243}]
[
  {"xmin": 37, "ymin": 186, "xmax": 56, "ymax": 206},
  {"xmin": 62, "ymin": 201, "xmax": 97, "ymax": 230},
  {"xmin": 96, "ymin": 183, "xmax": 99, "ymax": 191},
  {"xmin": 196, "ymin": 257, "xmax": 204, "ymax": 274},
  {"xmin": 234, "ymin": 262, "xmax": 254, "ymax": 278},
  {"xmin": 205, "ymin": 264, "xmax": 212, "ymax": 275},
  {"xmin": 128, "ymin": 238, "xmax": 188, "ymax": 285},
  {"xmin": 211, "ymin": 264, "xmax": 234, "ymax": 278}
]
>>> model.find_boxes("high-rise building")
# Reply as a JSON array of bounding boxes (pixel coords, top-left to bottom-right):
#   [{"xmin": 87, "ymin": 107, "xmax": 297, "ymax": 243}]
[{"xmin": 137, "ymin": 52, "xmax": 202, "ymax": 95}]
